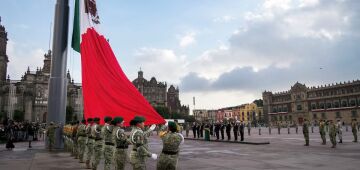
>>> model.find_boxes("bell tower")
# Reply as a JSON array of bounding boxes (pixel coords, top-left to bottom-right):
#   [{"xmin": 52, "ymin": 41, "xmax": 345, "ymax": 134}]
[{"xmin": 0, "ymin": 17, "xmax": 9, "ymax": 82}]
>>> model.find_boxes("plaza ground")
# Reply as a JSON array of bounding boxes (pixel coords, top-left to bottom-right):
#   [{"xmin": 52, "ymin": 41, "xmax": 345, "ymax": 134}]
[{"xmin": 1, "ymin": 127, "xmax": 359, "ymax": 170}]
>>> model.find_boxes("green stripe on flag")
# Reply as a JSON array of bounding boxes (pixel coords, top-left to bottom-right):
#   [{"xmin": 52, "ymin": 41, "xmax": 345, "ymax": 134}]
[{"xmin": 71, "ymin": 0, "xmax": 80, "ymax": 53}]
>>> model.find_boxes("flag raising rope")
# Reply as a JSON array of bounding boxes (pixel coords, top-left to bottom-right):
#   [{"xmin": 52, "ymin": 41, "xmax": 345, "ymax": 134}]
[{"xmin": 71, "ymin": 0, "xmax": 165, "ymax": 125}]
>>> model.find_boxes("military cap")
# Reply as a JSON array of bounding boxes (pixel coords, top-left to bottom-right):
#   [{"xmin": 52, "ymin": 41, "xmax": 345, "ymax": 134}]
[
  {"xmin": 168, "ymin": 121, "xmax": 177, "ymax": 132},
  {"xmin": 132, "ymin": 116, "xmax": 145, "ymax": 124},
  {"xmin": 94, "ymin": 117, "xmax": 100, "ymax": 123},
  {"xmin": 113, "ymin": 117, "xmax": 124, "ymax": 124},
  {"xmin": 129, "ymin": 119, "xmax": 136, "ymax": 126},
  {"xmin": 87, "ymin": 118, "xmax": 93, "ymax": 122},
  {"xmin": 104, "ymin": 116, "xmax": 112, "ymax": 122}
]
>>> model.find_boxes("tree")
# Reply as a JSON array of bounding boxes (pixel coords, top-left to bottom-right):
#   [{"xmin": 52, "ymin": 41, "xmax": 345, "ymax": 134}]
[
  {"xmin": 253, "ymin": 99, "xmax": 263, "ymax": 107},
  {"xmin": 13, "ymin": 110, "xmax": 25, "ymax": 122},
  {"xmin": 66, "ymin": 106, "xmax": 74, "ymax": 123},
  {"xmin": 154, "ymin": 106, "xmax": 170, "ymax": 119}
]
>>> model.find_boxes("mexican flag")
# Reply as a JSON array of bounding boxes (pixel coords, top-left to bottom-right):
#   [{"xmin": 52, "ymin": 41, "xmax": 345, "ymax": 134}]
[
  {"xmin": 70, "ymin": 0, "xmax": 165, "ymax": 125},
  {"xmin": 71, "ymin": 0, "xmax": 100, "ymax": 53}
]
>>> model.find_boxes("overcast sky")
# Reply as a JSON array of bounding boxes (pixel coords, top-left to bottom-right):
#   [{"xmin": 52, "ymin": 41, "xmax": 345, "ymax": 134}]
[{"xmin": 0, "ymin": 0, "xmax": 359, "ymax": 111}]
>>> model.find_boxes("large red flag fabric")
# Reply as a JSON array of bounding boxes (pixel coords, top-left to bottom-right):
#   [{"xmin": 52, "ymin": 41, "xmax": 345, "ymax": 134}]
[{"xmin": 80, "ymin": 28, "xmax": 165, "ymax": 126}]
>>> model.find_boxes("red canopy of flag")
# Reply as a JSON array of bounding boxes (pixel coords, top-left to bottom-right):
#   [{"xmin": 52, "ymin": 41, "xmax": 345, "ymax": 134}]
[{"xmin": 80, "ymin": 28, "xmax": 165, "ymax": 126}]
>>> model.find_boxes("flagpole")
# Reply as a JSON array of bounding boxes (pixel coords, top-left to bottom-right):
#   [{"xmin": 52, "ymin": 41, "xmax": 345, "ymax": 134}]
[{"xmin": 47, "ymin": 0, "xmax": 69, "ymax": 149}]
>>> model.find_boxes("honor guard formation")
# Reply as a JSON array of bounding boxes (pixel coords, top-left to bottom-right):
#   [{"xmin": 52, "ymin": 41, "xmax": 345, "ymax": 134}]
[{"xmin": 59, "ymin": 116, "xmax": 184, "ymax": 170}]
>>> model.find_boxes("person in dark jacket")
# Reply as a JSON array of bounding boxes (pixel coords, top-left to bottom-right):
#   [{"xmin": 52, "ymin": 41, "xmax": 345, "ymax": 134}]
[
  {"xmin": 192, "ymin": 122, "xmax": 197, "ymax": 138},
  {"xmin": 220, "ymin": 122, "xmax": 225, "ymax": 140},
  {"xmin": 226, "ymin": 122, "xmax": 231, "ymax": 140},
  {"xmin": 27, "ymin": 123, "xmax": 35, "ymax": 148},
  {"xmin": 214, "ymin": 122, "xmax": 221, "ymax": 140},
  {"xmin": 239, "ymin": 121, "xmax": 245, "ymax": 141},
  {"xmin": 196, "ymin": 123, "xmax": 201, "ymax": 138},
  {"xmin": 200, "ymin": 123, "xmax": 204, "ymax": 138},
  {"xmin": 233, "ymin": 121, "xmax": 239, "ymax": 141}
]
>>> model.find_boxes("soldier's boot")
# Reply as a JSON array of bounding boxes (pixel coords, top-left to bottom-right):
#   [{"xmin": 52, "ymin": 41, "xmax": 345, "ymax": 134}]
[
  {"xmin": 304, "ymin": 140, "xmax": 309, "ymax": 146},
  {"xmin": 339, "ymin": 139, "xmax": 342, "ymax": 143},
  {"xmin": 331, "ymin": 145, "xmax": 336, "ymax": 148}
]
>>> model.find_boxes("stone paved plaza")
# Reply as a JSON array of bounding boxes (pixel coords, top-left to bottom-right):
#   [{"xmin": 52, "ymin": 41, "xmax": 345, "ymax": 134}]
[{"xmin": 1, "ymin": 127, "xmax": 360, "ymax": 170}]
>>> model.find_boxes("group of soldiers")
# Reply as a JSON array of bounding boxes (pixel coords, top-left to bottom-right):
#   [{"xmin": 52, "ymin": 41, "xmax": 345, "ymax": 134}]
[
  {"xmin": 188, "ymin": 118, "xmax": 359, "ymax": 149},
  {"xmin": 190, "ymin": 121, "xmax": 253, "ymax": 142},
  {"xmin": 59, "ymin": 116, "xmax": 184, "ymax": 170},
  {"xmin": 302, "ymin": 118, "xmax": 358, "ymax": 148}
]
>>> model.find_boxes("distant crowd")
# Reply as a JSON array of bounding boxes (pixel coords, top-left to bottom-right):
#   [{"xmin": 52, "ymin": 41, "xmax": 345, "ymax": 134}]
[{"xmin": 1, "ymin": 118, "xmax": 46, "ymax": 150}]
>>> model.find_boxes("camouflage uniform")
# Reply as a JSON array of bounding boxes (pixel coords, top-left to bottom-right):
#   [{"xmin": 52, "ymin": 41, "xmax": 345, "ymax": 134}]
[
  {"xmin": 102, "ymin": 123, "xmax": 114, "ymax": 170},
  {"xmin": 113, "ymin": 126, "xmax": 130, "ymax": 170},
  {"xmin": 72, "ymin": 123, "xmax": 79, "ymax": 158},
  {"xmin": 319, "ymin": 121, "xmax": 326, "ymax": 145},
  {"xmin": 351, "ymin": 120, "xmax": 358, "ymax": 142},
  {"xmin": 303, "ymin": 120, "xmax": 309, "ymax": 146},
  {"xmin": 77, "ymin": 122, "xmax": 87, "ymax": 163},
  {"xmin": 46, "ymin": 123, "xmax": 57, "ymax": 151},
  {"xmin": 91, "ymin": 123, "xmax": 103, "ymax": 170},
  {"xmin": 156, "ymin": 131, "xmax": 183, "ymax": 170},
  {"xmin": 337, "ymin": 121, "xmax": 343, "ymax": 143},
  {"xmin": 329, "ymin": 122, "xmax": 337, "ymax": 148},
  {"xmin": 85, "ymin": 123, "xmax": 94, "ymax": 169},
  {"xmin": 130, "ymin": 126, "xmax": 152, "ymax": 170}
]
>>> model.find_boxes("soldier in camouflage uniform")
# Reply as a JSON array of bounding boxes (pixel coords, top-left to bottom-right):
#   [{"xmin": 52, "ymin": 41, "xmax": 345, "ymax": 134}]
[
  {"xmin": 303, "ymin": 119, "xmax": 309, "ymax": 146},
  {"xmin": 46, "ymin": 122, "xmax": 57, "ymax": 151},
  {"xmin": 129, "ymin": 116, "xmax": 157, "ymax": 170},
  {"xmin": 351, "ymin": 119, "xmax": 358, "ymax": 142},
  {"xmin": 113, "ymin": 117, "xmax": 131, "ymax": 170},
  {"xmin": 72, "ymin": 121, "xmax": 80, "ymax": 158},
  {"xmin": 91, "ymin": 117, "xmax": 103, "ymax": 170},
  {"xmin": 319, "ymin": 120, "xmax": 326, "ymax": 145},
  {"xmin": 329, "ymin": 120, "xmax": 337, "ymax": 148},
  {"xmin": 157, "ymin": 121, "xmax": 184, "ymax": 170},
  {"xmin": 76, "ymin": 119, "xmax": 87, "ymax": 163},
  {"xmin": 102, "ymin": 116, "xmax": 113, "ymax": 170},
  {"xmin": 85, "ymin": 118, "xmax": 94, "ymax": 169}
]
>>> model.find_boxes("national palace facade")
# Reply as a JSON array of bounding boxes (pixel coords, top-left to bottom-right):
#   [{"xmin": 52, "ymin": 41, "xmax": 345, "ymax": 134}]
[{"xmin": 263, "ymin": 81, "xmax": 360, "ymax": 125}]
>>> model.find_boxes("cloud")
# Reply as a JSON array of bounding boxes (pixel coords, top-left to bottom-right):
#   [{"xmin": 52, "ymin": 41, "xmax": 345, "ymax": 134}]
[
  {"xmin": 7, "ymin": 40, "xmax": 46, "ymax": 80},
  {"xmin": 179, "ymin": 32, "xmax": 196, "ymax": 47},
  {"xmin": 213, "ymin": 15, "xmax": 236, "ymax": 23},
  {"xmin": 180, "ymin": 0, "xmax": 360, "ymax": 95},
  {"xmin": 133, "ymin": 47, "xmax": 188, "ymax": 84}
]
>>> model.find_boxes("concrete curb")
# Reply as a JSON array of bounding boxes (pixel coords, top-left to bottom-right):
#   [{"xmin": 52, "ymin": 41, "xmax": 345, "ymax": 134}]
[{"xmin": 184, "ymin": 137, "xmax": 270, "ymax": 145}]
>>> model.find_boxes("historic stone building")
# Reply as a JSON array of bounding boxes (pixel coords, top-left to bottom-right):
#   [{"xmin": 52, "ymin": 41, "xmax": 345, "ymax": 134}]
[
  {"xmin": 0, "ymin": 18, "xmax": 83, "ymax": 123},
  {"xmin": 263, "ymin": 81, "xmax": 360, "ymax": 125},
  {"xmin": 132, "ymin": 70, "xmax": 189, "ymax": 115}
]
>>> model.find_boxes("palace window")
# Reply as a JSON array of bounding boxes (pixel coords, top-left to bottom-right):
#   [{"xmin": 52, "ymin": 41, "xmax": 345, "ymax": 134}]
[
  {"xmin": 273, "ymin": 108, "xmax": 277, "ymax": 113},
  {"xmin": 350, "ymin": 100, "xmax": 356, "ymax": 107},
  {"xmin": 336, "ymin": 112, "xmax": 341, "ymax": 118},
  {"xmin": 284, "ymin": 115, "xmax": 288, "ymax": 120},
  {"xmin": 342, "ymin": 101, "xmax": 348, "ymax": 107},
  {"xmin": 326, "ymin": 103, "xmax": 332, "ymax": 109},
  {"xmin": 319, "ymin": 103, "xmax": 325, "ymax": 109},
  {"xmin": 351, "ymin": 110, "xmax": 358, "ymax": 118},
  {"xmin": 334, "ymin": 102, "xmax": 340, "ymax": 108},
  {"xmin": 297, "ymin": 105, "xmax": 302, "ymax": 111},
  {"xmin": 311, "ymin": 104, "xmax": 316, "ymax": 110},
  {"xmin": 279, "ymin": 116, "xmax": 283, "ymax": 121},
  {"xmin": 289, "ymin": 115, "xmax": 293, "ymax": 121},
  {"xmin": 321, "ymin": 112, "xmax": 326, "ymax": 119}
]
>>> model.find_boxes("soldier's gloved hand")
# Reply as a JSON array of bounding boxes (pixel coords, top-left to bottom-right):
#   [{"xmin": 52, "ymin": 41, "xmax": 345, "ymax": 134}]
[
  {"xmin": 149, "ymin": 124, "xmax": 156, "ymax": 131},
  {"xmin": 151, "ymin": 153, "xmax": 158, "ymax": 160}
]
